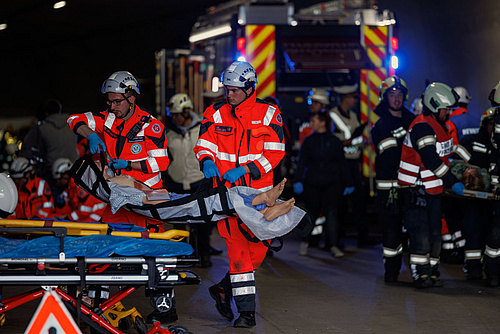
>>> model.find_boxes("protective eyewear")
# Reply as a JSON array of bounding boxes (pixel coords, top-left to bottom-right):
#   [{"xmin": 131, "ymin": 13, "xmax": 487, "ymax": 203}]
[{"xmin": 106, "ymin": 98, "xmax": 126, "ymax": 106}]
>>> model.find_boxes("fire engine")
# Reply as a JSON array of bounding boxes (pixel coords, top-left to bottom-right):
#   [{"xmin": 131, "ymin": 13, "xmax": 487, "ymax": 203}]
[{"xmin": 158, "ymin": 0, "xmax": 398, "ymax": 194}]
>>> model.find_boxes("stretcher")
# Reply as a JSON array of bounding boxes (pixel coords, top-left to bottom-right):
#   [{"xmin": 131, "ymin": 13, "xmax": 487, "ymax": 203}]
[
  {"xmin": 444, "ymin": 188, "xmax": 500, "ymax": 200},
  {"xmin": 69, "ymin": 154, "xmax": 310, "ymax": 242},
  {"xmin": 0, "ymin": 220, "xmax": 200, "ymax": 334}
]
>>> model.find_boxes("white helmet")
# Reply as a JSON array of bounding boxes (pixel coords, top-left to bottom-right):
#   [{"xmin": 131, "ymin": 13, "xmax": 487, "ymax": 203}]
[
  {"xmin": 422, "ymin": 82, "xmax": 459, "ymax": 114},
  {"xmin": 453, "ymin": 86, "xmax": 471, "ymax": 104},
  {"xmin": 0, "ymin": 173, "xmax": 17, "ymax": 218},
  {"xmin": 220, "ymin": 61, "xmax": 258, "ymax": 89},
  {"xmin": 9, "ymin": 157, "xmax": 33, "ymax": 179},
  {"xmin": 101, "ymin": 71, "xmax": 140, "ymax": 95},
  {"xmin": 489, "ymin": 82, "xmax": 500, "ymax": 107},
  {"xmin": 168, "ymin": 93, "xmax": 194, "ymax": 114},
  {"xmin": 411, "ymin": 98, "xmax": 423, "ymax": 114},
  {"xmin": 307, "ymin": 88, "xmax": 330, "ymax": 105},
  {"xmin": 52, "ymin": 158, "xmax": 73, "ymax": 180}
]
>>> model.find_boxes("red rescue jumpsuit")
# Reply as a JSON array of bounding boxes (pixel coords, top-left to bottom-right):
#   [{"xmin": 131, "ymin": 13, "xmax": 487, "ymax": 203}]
[
  {"xmin": 69, "ymin": 187, "xmax": 107, "ymax": 222},
  {"xmin": 67, "ymin": 105, "xmax": 169, "ymax": 231},
  {"xmin": 24, "ymin": 178, "xmax": 55, "ymax": 219},
  {"xmin": 194, "ymin": 93, "xmax": 285, "ymax": 312}
]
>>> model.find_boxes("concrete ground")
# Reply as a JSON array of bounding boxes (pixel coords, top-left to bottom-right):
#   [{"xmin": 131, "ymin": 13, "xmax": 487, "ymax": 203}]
[{"xmin": 2, "ymin": 232, "xmax": 500, "ymax": 334}]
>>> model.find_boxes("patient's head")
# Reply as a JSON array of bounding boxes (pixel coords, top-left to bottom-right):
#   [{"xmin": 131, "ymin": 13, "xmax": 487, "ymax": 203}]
[{"xmin": 461, "ymin": 167, "xmax": 485, "ymax": 191}]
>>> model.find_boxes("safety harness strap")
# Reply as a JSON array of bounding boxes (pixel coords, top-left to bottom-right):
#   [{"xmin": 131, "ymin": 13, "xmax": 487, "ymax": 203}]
[{"xmin": 236, "ymin": 218, "xmax": 283, "ymax": 252}]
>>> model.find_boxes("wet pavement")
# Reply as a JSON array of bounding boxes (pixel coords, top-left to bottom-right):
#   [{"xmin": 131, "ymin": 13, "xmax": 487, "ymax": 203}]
[{"xmin": 2, "ymin": 232, "xmax": 500, "ymax": 334}]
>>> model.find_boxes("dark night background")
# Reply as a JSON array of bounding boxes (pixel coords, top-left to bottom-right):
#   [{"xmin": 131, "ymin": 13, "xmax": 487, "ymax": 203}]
[{"xmin": 1, "ymin": 0, "xmax": 499, "ymax": 122}]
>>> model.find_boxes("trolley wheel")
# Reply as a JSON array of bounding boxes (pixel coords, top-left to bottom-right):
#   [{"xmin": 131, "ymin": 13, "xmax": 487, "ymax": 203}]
[
  {"xmin": 118, "ymin": 316, "xmax": 132, "ymax": 331},
  {"xmin": 134, "ymin": 316, "xmax": 148, "ymax": 334},
  {"xmin": 167, "ymin": 325, "xmax": 190, "ymax": 333}
]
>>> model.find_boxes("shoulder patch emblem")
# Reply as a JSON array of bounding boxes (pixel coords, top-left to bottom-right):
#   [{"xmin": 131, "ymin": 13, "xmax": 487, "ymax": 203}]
[
  {"xmin": 152, "ymin": 123, "xmax": 162, "ymax": 134},
  {"xmin": 131, "ymin": 143, "xmax": 142, "ymax": 154},
  {"xmin": 276, "ymin": 114, "xmax": 283, "ymax": 124}
]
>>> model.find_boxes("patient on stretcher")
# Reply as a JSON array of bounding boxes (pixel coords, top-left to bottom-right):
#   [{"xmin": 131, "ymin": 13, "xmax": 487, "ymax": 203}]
[{"xmin": 102, "ymin": 167, "xmax": 295, "ymax": 222}]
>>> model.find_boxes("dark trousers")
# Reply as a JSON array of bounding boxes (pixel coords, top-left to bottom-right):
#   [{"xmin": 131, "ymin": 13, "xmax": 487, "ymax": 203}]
[
  {"xmin": 484, "ymin": 201, "xmax": 500, "ymax": 279},
  {"xmin": 462, "ymin": 199, "xmax": 492, "ymax": 273},
  {"xmin": 303, "ymin": 182, "xmax": 341, "ymax": 247},
  {"xmin": 402, "ymin": 191, "xmax": 442, "ymax": 279},
  {"xmin": 340, "ymin": 159, "xmax": 368, "ymax": 239},
  {"xmin": 377, "ymin": 189, "xmax": 404, "ymax": 276},
  {"xmin": 441, "ymin": 197, "xmax": 465, "ymax": 250}
]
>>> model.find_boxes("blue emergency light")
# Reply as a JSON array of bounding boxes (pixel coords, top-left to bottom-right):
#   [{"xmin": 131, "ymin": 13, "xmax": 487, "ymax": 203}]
[{"xmin": 391, "ymin": 55, "xmax": 399, "ymax": 70}]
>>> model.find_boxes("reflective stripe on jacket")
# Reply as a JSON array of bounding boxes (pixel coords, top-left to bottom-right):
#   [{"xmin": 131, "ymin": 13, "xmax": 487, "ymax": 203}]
[
  {"xmin": 194, "ymin": 94, "xmax": 285, "ymax": 191},
  {"xmin": 329, "ymin": 106, "xmax": 363, "ymax": 160},
  {"xmin": 398, "ymin": 114, "xmax": 454, "ymax": 194}
]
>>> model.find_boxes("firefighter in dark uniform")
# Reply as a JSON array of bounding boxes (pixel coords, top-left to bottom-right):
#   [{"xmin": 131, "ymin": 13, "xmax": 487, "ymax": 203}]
[
  {"xmin": 398, "ymin": 82, "xmax": 461, "ymax": 288},
  {"xmin": 451, "ymin": 107, "xmax": 497, "ymax": 280},
  {"xmin": 482, "ymin": 81, "xmax": 500, "ymax": 286},
  {"xmin": 371, "ymin": 76, "xmax": 415, "ymax": 283}
]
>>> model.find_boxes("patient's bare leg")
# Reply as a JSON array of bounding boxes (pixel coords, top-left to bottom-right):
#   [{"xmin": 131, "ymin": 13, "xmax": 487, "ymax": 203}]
[
  {"xmin": 260, "ymin": 198, "xmax": 295, "ymax": 221},
  {"xmin": 252, "ymin": 178, "xmax": 287, "ymax": 207}
]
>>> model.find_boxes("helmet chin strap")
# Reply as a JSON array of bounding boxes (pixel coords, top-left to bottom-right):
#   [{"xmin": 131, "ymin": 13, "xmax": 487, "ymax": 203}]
[{"xmin": 240, "ymin": 86, "xmax": 255, "ymax": 100}]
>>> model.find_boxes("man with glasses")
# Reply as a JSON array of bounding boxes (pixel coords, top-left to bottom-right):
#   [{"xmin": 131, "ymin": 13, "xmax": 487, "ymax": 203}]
[{"xmin": 67, "ymin": 71, "xmax": 169, "ymax": 231}]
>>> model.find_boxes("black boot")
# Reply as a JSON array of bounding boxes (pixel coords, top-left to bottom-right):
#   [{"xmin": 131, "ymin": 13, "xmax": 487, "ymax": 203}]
[
  {"xmin": 233, "ymin": 311, "xmax": 256, "ymax": 328},
  {"xmin": 486, "ymin": 275, "xmax": 499, "ymax": 287},
  {"xmin": 414, "ymin": 274, "xmax": 432, "ymax": 289},
  {"xmin": 208, "ymin": 273, "xmax": 233, "ymax": 321},
  {"xmin": 146, "ymin": 308, "xmax": 178, "ymax": 324}
]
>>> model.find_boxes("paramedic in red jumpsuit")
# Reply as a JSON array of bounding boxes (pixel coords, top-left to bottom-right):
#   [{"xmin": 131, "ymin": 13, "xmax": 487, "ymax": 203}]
[
  {"xmin": 194, "ymin": 61, "xmax": 285, "ymax": 328},
  {"xmin": 67, "ymin": 71, "xmax": 169, "ymax": 231}
]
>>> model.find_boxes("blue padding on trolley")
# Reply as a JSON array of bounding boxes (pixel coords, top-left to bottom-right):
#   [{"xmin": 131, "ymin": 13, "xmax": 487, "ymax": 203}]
[{"xmin": 0, "ymin": 235, "xmax": 193, "ymax": 258}]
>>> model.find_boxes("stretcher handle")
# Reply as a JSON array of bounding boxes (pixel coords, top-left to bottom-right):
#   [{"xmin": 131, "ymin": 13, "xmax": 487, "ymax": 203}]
[{"xmin": 110, "ymin": 229, "xmax": 189, "ymax": 241}]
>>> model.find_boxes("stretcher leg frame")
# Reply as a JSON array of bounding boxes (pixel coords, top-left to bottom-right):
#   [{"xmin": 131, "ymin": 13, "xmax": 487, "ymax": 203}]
[
  {"xmin": 0, "ymin": 288, "xmax": 45, "ymax": 314},
  {"xmin": 98, "ymin": 286, "xmax": 136, "ymax": 313},
  {"xmin": 0, "ymin": 287, "xmax": 124, "ymax": 333},
  {"xmin": 56, "ymin": 287, "xmax": 125, "ymax": 334},
  {"xmin": 147, "ymin": 321, "xmax": 175, "ymax": 334}
]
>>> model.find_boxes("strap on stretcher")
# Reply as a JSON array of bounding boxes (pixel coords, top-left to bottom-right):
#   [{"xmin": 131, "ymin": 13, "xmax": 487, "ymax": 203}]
[{"xmin": 69, "ymin": 154, "xmax": 237, "ymax": 223}]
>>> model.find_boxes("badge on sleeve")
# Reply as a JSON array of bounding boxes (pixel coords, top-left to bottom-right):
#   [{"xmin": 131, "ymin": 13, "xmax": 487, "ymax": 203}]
[
  {"xmin": 276, "ymin": 114, "xmax": 283, "ymax": 124},
  {"xmin": 152, "ymin": 123, "xmax": 162, "ymax": 134}
]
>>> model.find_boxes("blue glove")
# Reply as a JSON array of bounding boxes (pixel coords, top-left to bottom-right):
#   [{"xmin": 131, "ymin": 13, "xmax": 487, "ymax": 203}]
[
  {"xmin": 294, "ymin": 182, "xmax": 304, "ymax": 195},
  {"xmin": 223, "ymin": 166, "xmax": 247, "ymax": 183},
  {"xmin": 343, "ymin": 186, "xmax": 355, "ymax": 196},
  {"xmin": 88, "ymin": 132, "xmax": 106, "ymax": 154},
  {"xmin": 108, "ymin": 159, "xmax": 128, "ymax": 170},
  {"xmin": 203, "ymin": 160, "xmax": 220, "ymax": 178},
  {"xmin": 452, "ymin": 182, "xmax": 465, "ymax": 196}
]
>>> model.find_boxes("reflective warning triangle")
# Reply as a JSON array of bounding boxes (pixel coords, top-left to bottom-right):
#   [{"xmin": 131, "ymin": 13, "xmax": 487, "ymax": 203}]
[{"xmin": 25, "ymin": 289, "xmax": 82, "ymax": 334}]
